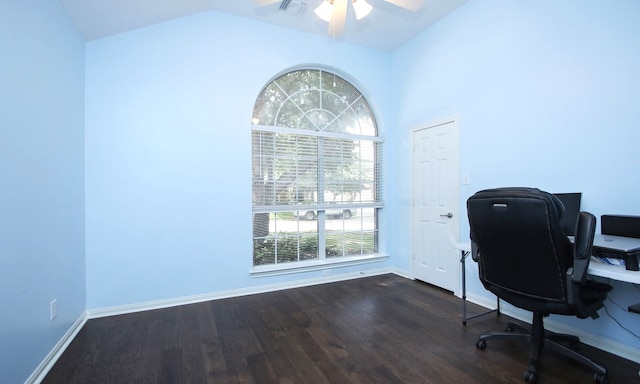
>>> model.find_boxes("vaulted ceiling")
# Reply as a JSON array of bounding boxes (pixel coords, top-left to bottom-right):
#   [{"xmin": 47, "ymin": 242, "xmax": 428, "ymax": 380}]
[{"xmin": 60, "ymin": 0, "xmax": 468, "ymax": 51}]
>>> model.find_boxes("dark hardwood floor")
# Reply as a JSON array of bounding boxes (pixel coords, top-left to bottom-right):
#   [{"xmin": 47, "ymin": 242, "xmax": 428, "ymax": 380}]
[{"xmin": 43, "ymin": 274, "xmax": 639, "ymax": 383}]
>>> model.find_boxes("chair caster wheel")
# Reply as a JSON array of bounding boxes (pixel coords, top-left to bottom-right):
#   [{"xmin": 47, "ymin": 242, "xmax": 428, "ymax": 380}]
[
  {"xmin": 593, "ymin": 372, "xmax": 608, "ymax": 384},
  {"xmin": 524, "ymin": 369, "xmax": 538, "ymax": 383},
  {"xmin": 475, "ymin": 339, "xmax": 487, "ymax": 350}
]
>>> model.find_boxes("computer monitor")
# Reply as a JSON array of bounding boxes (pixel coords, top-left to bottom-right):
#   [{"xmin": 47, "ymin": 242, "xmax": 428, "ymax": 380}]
[{"xmin": 554, "ymin": 192, "xmax": 582, "ymax": 236}]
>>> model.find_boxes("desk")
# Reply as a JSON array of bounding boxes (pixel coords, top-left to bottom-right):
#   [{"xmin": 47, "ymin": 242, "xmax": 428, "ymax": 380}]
[
  {"xmin": 455, "ymin": 241, "xmax": 640, "ymax": 325},
  {"xmin": 592, "ymin": 234, "xmax": 640, "ymax": 273},
  {"xmin": 588, "ymin": 262, "xmax": 640, "ymax": 284},
  {"xmin": 588, "ymin": 239, "xmax": 640, "ymax": 376}
]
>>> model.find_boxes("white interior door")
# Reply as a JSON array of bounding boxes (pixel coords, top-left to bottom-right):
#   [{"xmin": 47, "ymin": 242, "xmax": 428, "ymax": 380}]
[{"xmin": 411, "ymin": 118, "xmax": 460, "ymax": 292}]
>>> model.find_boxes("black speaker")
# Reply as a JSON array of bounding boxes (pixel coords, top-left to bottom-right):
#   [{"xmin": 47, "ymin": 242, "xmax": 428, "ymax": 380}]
[{"xmin": 601, "ymin": 215, "xmax": 640, "ymax": 238}]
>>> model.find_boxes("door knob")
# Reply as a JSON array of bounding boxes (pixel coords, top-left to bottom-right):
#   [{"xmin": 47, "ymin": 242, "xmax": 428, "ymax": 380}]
[{"xmin": 440, "ymin": 213, "xmax": 453, "ymax": 218}]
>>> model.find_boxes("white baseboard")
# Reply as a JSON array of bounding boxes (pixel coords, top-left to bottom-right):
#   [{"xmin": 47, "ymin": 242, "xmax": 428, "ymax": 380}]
[
  {"xmin": 389, "ymin": 267, "xmax": 413, "ymax": 280},
  {"xmin": 25, "ymin": 313, "xmax": 88, "ymax": 384},
  {"xmin": 87, "ymin": 267, "xmax": 400, "ymax": 319},
  {"xmin": 464, "ymin": 292, "xmax": 500, "ymax": 310},
  {"xmin": 464, "ymin": 293, "xmax": 640, "ymax": 364}
]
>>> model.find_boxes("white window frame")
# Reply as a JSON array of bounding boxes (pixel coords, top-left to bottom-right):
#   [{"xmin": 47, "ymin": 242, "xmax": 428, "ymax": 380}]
[{"xmin": 251, "ymin": 68, "xmax": 385, "ymax": 277}]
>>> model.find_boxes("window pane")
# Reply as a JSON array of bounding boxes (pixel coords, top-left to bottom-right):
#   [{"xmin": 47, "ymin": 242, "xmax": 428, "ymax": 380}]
[
  {"xmin": 303, "ymin": 108, "xmax": 335, "ymax": 131},
  {"xmin": 321, "ymin": 71, "xmax": 360, "ymax": 105},
  {"xmin": 324, "ymin": 107, "xmax": 357, "ymax": 134},
  {"xmin": 253, "ymin": 211, "xmax": 320, "ymax": 265},
  {"xmin": 253, "ymin": 132, "xmax": 319, "ymax": 206},
  {"xmin": 325, "ymin": 207, "xmax": 377, "ymax": 258},
  {"xmin": 352, "ymin": 98, "xmax": 376, "ymax": 136},
  {"xmin": 276, "ymin": 70, "xmax": 320, "ymax": 95},
  {"xmin": 276, "ymin": 235, "xmax": 299, "ymax": 264},
  {"xmin": 299, "ymin": 233, "xmax": 319, "ymax": 261},
  {"xmin": 252, "ymin": 82, "xmax": 286, "ymax": 126},
  {"xmin": 322, "ymin": 138, "xmax": 376, "ymax": 204},
  {"xmin": 253, "ymin": 237, "xmax": 275, "ymax": 266}
]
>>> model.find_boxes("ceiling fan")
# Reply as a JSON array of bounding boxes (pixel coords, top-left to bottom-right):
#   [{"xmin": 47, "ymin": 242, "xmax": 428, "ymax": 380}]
[{"xmin": 255, "ymin": 0, "xmax": 426, "ymax": 37}]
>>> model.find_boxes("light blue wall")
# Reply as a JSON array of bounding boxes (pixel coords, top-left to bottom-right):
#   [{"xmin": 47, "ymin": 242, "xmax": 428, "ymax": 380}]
[
  {"xmin": 0, "ymin": 0, "xmax": 86, "ymax": 383},
  {"xmin": 391, "ymin": 0, "xmax": 640, "ymax": 352},
  {"xmin": 84, "ymin": 11, "xmax": 393, "ymax": 309}
]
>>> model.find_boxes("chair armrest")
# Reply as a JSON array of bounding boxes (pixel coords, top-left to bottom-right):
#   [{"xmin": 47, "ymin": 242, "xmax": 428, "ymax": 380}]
[
  {"xmin": 471, "ymin": 240, "xmax": 480, "ymax": 262},
  {"xmin": 567, "ymin": 212, "xmax": 611, "ymax": 319},
  {"xmin": 571, "ymin": 211, "xmax": 596, "ymax": 284}
]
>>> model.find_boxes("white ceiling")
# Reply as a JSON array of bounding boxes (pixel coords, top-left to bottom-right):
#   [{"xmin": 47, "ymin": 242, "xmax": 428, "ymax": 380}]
[{"xmin": 60, "ymin": 0, "xmax": 468, "ymax": 51}]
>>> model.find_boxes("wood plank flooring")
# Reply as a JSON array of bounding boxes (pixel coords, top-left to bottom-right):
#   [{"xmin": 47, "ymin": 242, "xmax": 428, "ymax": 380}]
[{"xmin": 42, "ymin": 274, "xmax": 639, "ymax": 383}]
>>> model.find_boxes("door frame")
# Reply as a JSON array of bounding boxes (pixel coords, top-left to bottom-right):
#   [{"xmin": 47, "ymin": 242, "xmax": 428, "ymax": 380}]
[{"xmin": 409, "ymin": 115, "xmax": 461, "ymax": 295}]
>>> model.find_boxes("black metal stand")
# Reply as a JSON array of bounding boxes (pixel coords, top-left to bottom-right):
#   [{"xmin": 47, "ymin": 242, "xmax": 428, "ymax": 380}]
[{"xmin": 460, "ymin": 248, "xmax": 500, "ymax": 325}]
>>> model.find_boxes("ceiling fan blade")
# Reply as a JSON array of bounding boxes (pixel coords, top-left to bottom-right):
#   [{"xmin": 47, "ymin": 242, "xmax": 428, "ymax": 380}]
[
  {"xmin": 254, "ymin": 0, "xmax": 281, "ymax": 7},
  {"xmin": 328, "ymin": 0, "xmax": 348, "ymax": 37},
  {"xmin": 384, "ymin": 0, "xmax": 425, "ymax": 12}
]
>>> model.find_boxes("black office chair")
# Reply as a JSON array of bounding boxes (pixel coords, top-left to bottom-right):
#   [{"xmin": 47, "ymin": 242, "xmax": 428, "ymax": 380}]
[{"xmin": 467, "ymin": 187, "xmax": 611, "ymax": 384}]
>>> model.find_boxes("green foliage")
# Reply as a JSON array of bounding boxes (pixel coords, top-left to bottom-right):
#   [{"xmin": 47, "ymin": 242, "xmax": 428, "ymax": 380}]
[
  {"xmin": 253, "ymin": 232, "xmax": 376, "ymax": 265},
  {"xmin": 253, "ymin": 235, "xmax": 322, "ymax": 265}
]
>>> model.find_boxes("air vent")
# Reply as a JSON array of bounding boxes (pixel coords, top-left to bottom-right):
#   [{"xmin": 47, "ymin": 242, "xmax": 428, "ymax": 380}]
[{"xmin": 280, "ymin": 0, "xmax": 308, "ymax": 15}]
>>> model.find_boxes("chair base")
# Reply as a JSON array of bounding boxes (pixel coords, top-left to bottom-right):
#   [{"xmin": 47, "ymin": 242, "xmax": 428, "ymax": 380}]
[{"xmin": 476, "ymin": 314, "xmax": 608, "ymax": 383}]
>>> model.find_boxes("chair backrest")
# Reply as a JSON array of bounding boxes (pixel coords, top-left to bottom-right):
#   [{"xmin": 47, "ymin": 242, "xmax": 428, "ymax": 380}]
[{"xmin": 467, "ymin": 187, "xmax": 574, "ymax": 303}]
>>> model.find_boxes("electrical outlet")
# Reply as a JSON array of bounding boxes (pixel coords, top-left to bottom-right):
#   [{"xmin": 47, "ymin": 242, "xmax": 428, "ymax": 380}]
[
  {"xmin": 50, "ymin": 299, "xmax": 57, "ymax": 320},
  {"xmin": 322, "ymin": 269, "xmax": 332, "ymax": 276}
]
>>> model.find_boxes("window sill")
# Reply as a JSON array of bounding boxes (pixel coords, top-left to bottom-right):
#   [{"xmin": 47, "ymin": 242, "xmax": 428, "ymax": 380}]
[{"xmin": 250, "ymin": 254, "xmax": 389, "ymax": 278}]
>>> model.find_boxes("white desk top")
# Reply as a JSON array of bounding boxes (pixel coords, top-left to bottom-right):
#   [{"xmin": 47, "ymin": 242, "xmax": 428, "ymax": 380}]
[
  {"xmin": 588, "ymin": 262, "xmax": 640, "ymax": 284},
  {"xmin": 454, "ymin": 241, "xmax": 640, "ymax": 284},
  {"xmin": 455, "ymin": 242, "xmax": 471, "ymax": 252}
]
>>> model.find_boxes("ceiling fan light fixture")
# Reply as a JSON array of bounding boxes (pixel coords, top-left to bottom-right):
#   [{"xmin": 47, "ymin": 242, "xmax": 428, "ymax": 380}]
[
  {"xmin": 314, "ymin": 0, "xmax": 333, "ymax": 22},
  {"xmin": 353, "ymin": 0, "xmax": 372, "ymax": 20}
]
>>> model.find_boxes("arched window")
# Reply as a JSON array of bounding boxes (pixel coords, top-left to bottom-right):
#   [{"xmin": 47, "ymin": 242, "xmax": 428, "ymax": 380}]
[{"xmin": 251, "ymin": 68, "xmax": 383, "ymax": 270}]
